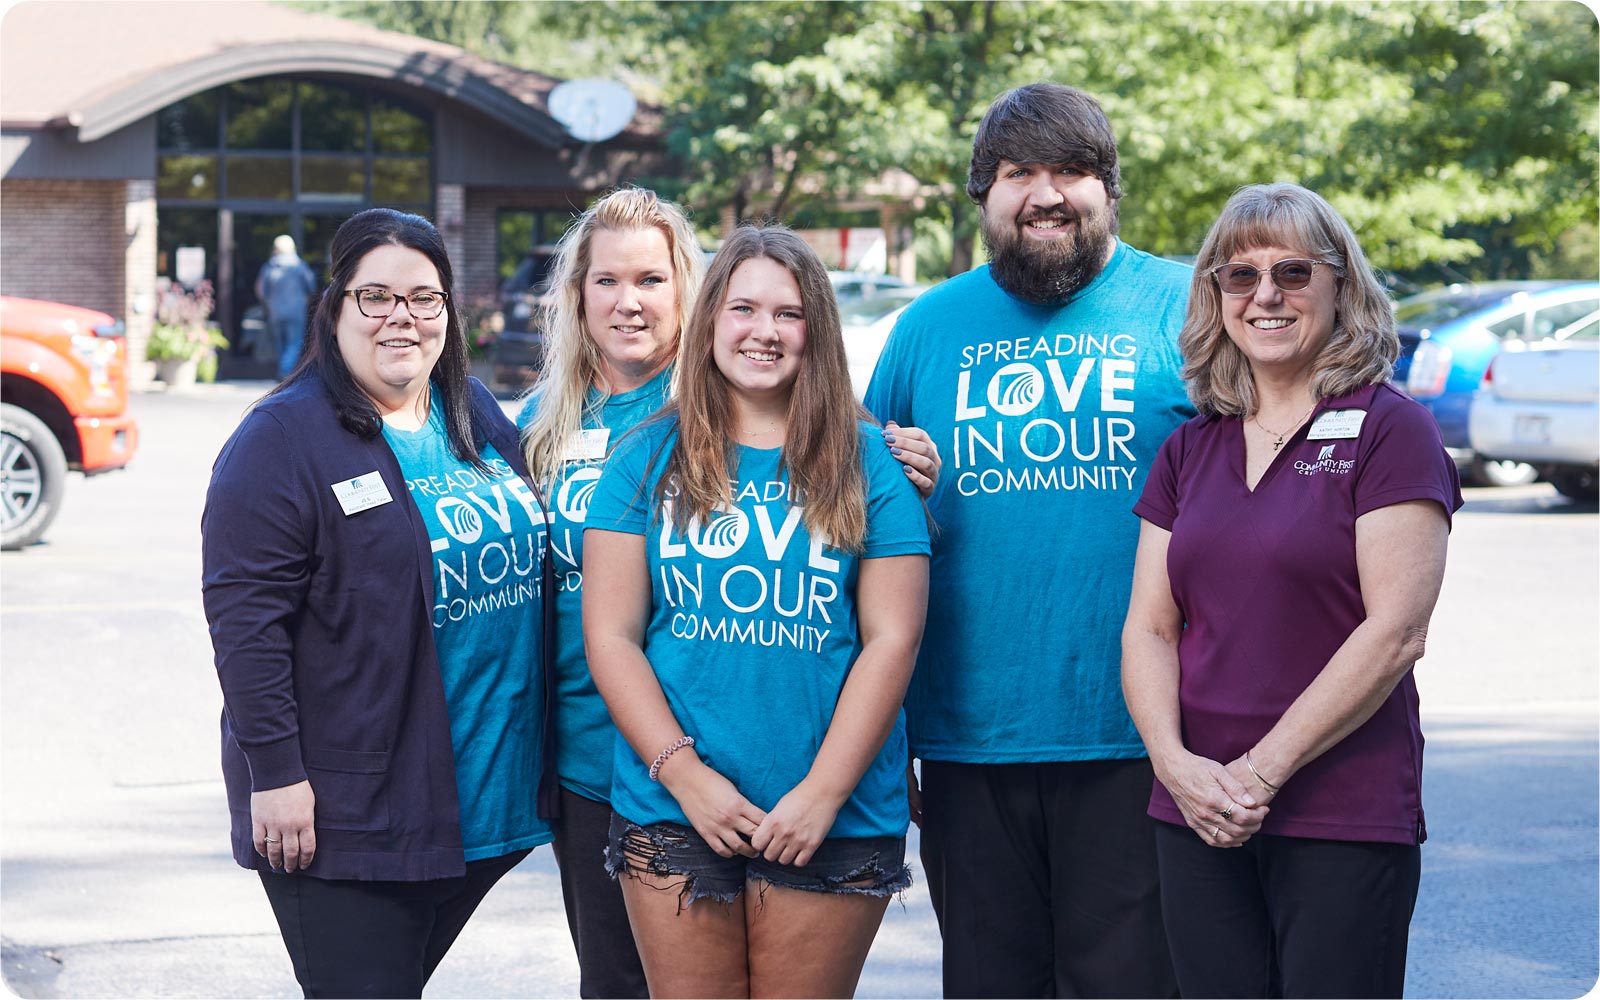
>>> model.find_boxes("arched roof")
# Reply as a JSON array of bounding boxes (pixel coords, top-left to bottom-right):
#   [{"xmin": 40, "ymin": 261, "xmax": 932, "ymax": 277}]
[
  {"xmin": 0, "ymin": 2, "xmax": 659, "ymax": 146},
  {"xmin": 72, "ymin": 41, "xmax": 568, "ymax": 146}
]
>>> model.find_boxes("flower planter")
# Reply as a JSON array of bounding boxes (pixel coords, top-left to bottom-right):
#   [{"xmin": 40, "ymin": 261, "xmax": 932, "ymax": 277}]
[{"xmin": 155, "ymin": 357, "xmax": 199, "ymax": 389}]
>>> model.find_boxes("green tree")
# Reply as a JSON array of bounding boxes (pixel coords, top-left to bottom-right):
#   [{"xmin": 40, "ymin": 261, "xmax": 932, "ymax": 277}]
[{"xmin": 313, "ymin": 0, "xmax": 1598, "ymax": 282}]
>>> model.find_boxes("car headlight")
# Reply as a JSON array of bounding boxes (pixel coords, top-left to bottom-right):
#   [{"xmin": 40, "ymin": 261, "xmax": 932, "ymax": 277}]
[{"xmin": 70, "ymin": 334, "xmax": 119, "ymax": 395}]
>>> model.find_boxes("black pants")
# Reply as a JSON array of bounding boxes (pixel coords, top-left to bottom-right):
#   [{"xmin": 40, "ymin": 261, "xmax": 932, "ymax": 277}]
[
  {"xmin": 1154, "ymin": 822, "xmax": 1421, "ymax": 999},
  {"xmin": 920, "ymin": 758, "xmax": 1178, "ymax": 999},
  {"xmin": 551, "ymin": 787, "xmax": 649, "ymax": 998},
  {"xmin": 258, "ymin": 848, "xmax": 529, "ymax": 999}
]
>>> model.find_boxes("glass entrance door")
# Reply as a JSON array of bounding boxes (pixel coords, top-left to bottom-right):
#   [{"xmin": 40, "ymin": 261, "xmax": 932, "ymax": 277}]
[{"xmin": 225, "ymin": 211, "xmax": 291, "ymax": 378}]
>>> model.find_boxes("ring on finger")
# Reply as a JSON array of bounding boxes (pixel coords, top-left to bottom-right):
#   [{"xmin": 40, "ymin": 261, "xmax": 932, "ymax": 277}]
[
  {"xmin": 264, "ymin": 837, "xmax": 281, "ymax": 843},
  {"xmin": 1211, "ymin": 826, "xmax": 1221, "ymax": 839},
  {"xmin": 1220, "ymin": 805, "xmax": 1234, "ymax": 821}
]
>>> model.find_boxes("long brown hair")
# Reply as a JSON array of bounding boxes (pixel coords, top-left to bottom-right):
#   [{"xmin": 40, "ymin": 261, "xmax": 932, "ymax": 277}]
[
  {"xmin": 274, "ymin": 208, "xmax": 488, "ymax": 472},
  {"xmin": 658, "ymin": 225, "xmax": 870, "ymax": 553}
]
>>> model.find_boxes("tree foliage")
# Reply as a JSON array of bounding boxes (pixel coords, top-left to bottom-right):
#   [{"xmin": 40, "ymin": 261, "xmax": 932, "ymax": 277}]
[{"xmin": 317, "ymin": 0, "xmax": 1599, "ymax": 283}]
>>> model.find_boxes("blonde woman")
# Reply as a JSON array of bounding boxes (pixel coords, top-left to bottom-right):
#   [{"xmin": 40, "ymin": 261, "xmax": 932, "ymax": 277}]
[
  {"xmin": 517, "ymin": 187, "xmax": 702, "ymax": 998},
  {"xmin": 1122, "ymin": 184, "xmax": 1461, "ymax": 998},
  {"xmin": 521, "ymin": 191, "xmax": 938, "ymax": 995},
  {"xmin": 583, "ymin": 226, "xmax": 929, "ymax": 998}
]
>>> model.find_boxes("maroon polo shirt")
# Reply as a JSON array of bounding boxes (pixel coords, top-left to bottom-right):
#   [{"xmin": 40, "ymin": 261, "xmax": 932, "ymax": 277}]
[{"xmin": 1133, "ymin": 382, "xmax": 1463, "ymax": 845}]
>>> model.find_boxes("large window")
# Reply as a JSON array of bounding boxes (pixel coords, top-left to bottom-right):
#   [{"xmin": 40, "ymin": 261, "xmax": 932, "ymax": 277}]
[
  {"xmin": 156, "ymin": 79, "xmax": 432, "ymax": 214},
  {"xmin": 496, "ymin": 209, "xmax": 574, "ymax": 282}
]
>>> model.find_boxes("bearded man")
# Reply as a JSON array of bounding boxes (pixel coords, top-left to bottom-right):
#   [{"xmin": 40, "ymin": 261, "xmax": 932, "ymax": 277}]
[{"xmin": 864, "ymin": 83, "xmax": 1191, "ymax": 999}]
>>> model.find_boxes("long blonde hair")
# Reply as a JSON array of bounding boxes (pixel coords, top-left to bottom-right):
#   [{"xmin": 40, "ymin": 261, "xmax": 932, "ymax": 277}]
[
  {"xmin": 1180, "ymin": 183, "xmax": 1398, "ymax": 416},
  {"xmin": 521, "ymin": 187, "xmax": 703, "ymax": 484},
  {"xmin": 658, "ymin": 225, "xmax": 870, "ymax": 553}
]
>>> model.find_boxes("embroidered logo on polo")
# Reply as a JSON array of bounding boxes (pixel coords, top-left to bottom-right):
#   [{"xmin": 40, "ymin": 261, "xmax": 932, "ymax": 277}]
[{"xmin": 1294, "ymin": 442, "xmax": 1356, "ymax": 477}]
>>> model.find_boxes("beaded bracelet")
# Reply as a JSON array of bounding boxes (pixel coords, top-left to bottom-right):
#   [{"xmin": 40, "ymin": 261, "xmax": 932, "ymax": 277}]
[{"xmin": 648, "ymin": 736, "xmax": 695, "ymax": 782}]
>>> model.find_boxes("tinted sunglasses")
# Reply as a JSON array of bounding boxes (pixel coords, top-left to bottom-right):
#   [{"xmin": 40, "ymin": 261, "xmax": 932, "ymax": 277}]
[{"xmin": 1208, "ymin": 258, "xmax": 1333, "ymax": 296}]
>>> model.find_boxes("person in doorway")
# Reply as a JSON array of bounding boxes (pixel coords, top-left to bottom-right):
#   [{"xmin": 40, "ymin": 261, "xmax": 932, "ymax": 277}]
[{"xmin": 256, "ymin": 234, "xmax": 318, "ymax": 379}]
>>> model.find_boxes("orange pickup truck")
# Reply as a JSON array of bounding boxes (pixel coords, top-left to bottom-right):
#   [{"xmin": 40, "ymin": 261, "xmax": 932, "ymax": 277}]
[{"xmin": 1, "ymin": 296, "xmax": 139, "ymax": 549}]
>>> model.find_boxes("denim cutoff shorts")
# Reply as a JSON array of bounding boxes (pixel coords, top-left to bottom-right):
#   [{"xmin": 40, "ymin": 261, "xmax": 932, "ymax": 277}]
[{"xmin": 605, "ymin": 813, "xmax": 912, "ymax": 909}]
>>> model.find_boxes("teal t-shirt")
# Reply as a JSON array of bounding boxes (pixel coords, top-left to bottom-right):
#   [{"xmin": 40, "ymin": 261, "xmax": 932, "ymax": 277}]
[
  {"xmin": 516, "ymin": 368, "xmax": 672, "ymax": 801},
  {"xmin": 383, "ymin": 399, "xmax": 553, "ymax": 860},
  {"xmin": 863, "ymin": 242, "xmax": 1194, "ymax": 763},
  {"xmin": 585, "ymin": 417, "xmax": 930, "ymax": 839}
]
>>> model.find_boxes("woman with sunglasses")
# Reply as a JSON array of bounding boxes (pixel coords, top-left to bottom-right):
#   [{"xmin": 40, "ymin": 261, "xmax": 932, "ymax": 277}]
[
  {"xmin": 202, "ymin": 208, "xmax": 551, "ymax": 997},
  {"xmin": 1120, "ymin": 183, "xmax": 1461, "ymax": 998},
  {"xmin": 582, "ymin": 225, "xmax": 929, "ymax": 998}
]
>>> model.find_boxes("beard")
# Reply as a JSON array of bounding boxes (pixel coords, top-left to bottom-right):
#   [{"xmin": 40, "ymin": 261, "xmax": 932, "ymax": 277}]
[{"xmin": 981, "ymin": 197, "xmax": 1119, "ymax": 305}]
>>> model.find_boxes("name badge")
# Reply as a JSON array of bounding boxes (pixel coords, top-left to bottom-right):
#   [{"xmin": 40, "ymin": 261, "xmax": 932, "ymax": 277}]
[
  {"xmin": 1307, "ymin": 409, "xmax": 1367, "ymax": 440},
  {"xmin": 566, "ymin": 427, "xmax": 611, "ymax": 461},
  {"xmin": 330, "ymin": 471, "xmax": 394, "ymax": 516}
]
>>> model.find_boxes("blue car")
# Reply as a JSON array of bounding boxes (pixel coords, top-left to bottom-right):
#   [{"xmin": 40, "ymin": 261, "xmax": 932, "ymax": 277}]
[{"xmin": 1394, "ymin": 281, "xmax": 1600, "ymax": 485}]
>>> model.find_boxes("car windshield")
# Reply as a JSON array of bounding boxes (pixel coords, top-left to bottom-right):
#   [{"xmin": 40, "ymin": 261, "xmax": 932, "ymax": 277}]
[
  {"xmin": 1394, "ymin": 290, "xmax": 1526, "ymax": 328},
  {"xmin": 506, "ymin": 252, "xmax": 557, "ymax": 293},
  {"xmin": 840, "ymin": 290, "xmax": 920, "ymax": 326},
  {"xmin": 1558, "ymin": 315, "xmax": 1599, "ymax": 342}
]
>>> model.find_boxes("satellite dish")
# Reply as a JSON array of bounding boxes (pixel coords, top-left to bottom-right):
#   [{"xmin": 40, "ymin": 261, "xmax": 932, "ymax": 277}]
[{"xmin": 548, "ymin": 79, "xmax": 637, "ymax": 143}]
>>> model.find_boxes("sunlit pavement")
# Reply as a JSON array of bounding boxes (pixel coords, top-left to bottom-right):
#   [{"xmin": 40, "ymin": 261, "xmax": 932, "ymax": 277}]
[{"xmin": 1, "ymin": 385, "xmax": 1593, "ymax": 998}]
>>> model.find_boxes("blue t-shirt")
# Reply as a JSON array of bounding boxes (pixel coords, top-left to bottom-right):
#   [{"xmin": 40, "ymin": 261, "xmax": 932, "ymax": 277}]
[
  {"xmin": 863, "ymin": 242, "xmax": 1194, "ymax": 763},
  {"xmin": 516, "ymin": 369, "xmax": 672, "ymax": 801},
  {"xmin": 585, "ymin": 416, "xmax": 930, "ymax": 839},
  {"xmin": 383, "ymin": 400, "xmax": 553, "ymax": 860}
]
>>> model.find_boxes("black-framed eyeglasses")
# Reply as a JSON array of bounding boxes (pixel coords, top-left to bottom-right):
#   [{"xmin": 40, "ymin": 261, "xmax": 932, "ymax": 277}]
[
  {"xmin": 344, "ymin": 288, "xmax": 449, "ymax": 320},
  {"xmin": 1208, "ymin": 258, "xmax": 1335, "ymax": 296}
]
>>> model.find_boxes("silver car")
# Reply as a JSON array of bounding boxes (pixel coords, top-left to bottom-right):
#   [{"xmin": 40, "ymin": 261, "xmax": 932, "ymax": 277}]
[{"xmin": 1468, "ymin": 310, "xmax": 1600, "ymax": 501}]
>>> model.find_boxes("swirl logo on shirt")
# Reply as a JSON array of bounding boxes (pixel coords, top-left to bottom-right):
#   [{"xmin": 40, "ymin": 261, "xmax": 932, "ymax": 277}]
[
  {"xmin": 987, "ymin": 362, "xmax": 1044, "ymax": 416},
  {"xmin": 558, "ymin": 467, "xmax": 602, "ymax": 524},
  {"xmin": 686, "ymin": 507, "xmax": 749, "ymax": 559},
  {"xmin": 435, "ymin": 496, "xmax": 484, "ymax": 544}
]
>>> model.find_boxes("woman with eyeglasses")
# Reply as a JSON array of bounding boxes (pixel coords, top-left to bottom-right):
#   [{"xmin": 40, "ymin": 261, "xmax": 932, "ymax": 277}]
[
  {"xmin": 1120, "ymin": 183, "xmax": 1461, "ymax": 999},
  {"xmin": 202, "ymin": 208, "xmax": 551, "ymax": 997}
]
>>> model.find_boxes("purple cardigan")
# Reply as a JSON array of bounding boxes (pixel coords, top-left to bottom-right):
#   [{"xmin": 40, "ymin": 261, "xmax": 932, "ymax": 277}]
[{"xmin": 202, "ymin": 375, "xmax": 532, "ymax": 881}]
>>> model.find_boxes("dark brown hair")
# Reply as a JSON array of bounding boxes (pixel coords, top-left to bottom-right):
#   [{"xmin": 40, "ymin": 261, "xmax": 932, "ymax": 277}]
[
  {"xmin": 967, "ymin": 83, "xmax": 1124, "ymax": 204},
  {"xmin": 276, "ymin": 208, "xmax": 484, "ymax": 470}
]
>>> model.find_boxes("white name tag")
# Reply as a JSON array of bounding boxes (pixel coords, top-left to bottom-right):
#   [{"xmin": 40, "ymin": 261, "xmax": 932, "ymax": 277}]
[
  {"xmin": 330, "ymin": 471, "xmax": 394, "ymax": 516},
  {"xmin": 565, "ymin": 427, "xmax": 611, "ymax": 461},
  {"xmin": 1307, "ymin": 409, "xmax": 1367, "ymax": 440}
]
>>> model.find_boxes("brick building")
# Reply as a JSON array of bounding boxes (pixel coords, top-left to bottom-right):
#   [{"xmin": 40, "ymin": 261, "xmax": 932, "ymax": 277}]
[{"xmin": 0, "ymin": 1, "xmax": 664, "ymax": 378}]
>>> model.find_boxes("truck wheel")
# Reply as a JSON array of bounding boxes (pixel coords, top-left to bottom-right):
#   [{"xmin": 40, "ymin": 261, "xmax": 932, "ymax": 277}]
[
  {"xmin": 1, "ymin": 403, "xmax": 68, "ymax": 550},
  {"xmin": 1468, "ymin": 455, "xmax": 1540, "ymax": 488},
  {"xmin": 1549, "ymin": 468, "xmax": 1599, "ymax": 503}
]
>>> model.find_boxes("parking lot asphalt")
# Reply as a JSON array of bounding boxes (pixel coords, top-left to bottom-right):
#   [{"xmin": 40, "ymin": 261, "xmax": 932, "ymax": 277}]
[{"xmin": 0, "ymin": 381, "xmax": 1594, "ymax": 998}]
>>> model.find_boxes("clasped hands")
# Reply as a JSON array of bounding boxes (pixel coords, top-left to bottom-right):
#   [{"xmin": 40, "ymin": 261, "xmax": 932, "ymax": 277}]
[
  {"xmin": 1160, "ymin": 752, "xmax": 1276, "ymax": 848},
  {"xmin": 660, "ymin": 756, "xmax": 843, "ymax": 867}
]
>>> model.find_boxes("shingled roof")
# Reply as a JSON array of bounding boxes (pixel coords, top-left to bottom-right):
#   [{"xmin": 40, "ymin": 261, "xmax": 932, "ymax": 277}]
[{"xmin": 0, "ymin": 0, "xmax": 660, "ymax": 146}]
